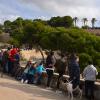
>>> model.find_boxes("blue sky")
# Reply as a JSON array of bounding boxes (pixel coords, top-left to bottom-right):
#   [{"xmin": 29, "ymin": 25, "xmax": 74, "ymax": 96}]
[{"xmin": 0, "ymin": 0, "xmax": 100, "ymax": 26}]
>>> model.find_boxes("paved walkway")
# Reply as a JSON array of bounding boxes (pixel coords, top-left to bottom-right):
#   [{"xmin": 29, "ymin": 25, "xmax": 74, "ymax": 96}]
[{"xmin": 0, "ymin": 75, "xmax": 69, "ymax": 100}]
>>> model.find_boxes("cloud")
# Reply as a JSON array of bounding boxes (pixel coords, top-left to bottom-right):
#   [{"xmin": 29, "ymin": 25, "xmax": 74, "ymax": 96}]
[
  {"xmin": 18, "ymin": 0, "xmax": 100, "ymax": 26},
  {"xmin": 18, "ymin": 0, "xmax": 99, "ymax": 17},
  {"xmin": 0, "ymin": 0, "xmax": 100, "ymax": 26},
  {"xmin": 0, "ymin": 0, "xmax": 20, "ymax": 23}
]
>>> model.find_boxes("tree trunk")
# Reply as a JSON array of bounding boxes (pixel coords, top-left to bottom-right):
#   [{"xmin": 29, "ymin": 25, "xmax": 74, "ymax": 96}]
[{"xmin": 37, "ymin": 46, "xmax": 45, "ymax": 63}]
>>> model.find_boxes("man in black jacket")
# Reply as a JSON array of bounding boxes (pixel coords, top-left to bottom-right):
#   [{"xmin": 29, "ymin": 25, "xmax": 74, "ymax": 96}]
[
  {"xmin": 46, "ymin": 51, "xmax": 56, "ymax": 87},
  {"xmin": 68, "ymin": 53, "xmax": 80, "ymax": 89}
]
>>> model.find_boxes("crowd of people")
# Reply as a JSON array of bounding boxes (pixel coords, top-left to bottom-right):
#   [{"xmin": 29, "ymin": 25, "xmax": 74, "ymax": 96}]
[
  {"xmin": 0, "ymin": 46, "xmax": 20, "ymax": 76},
  {"xmin": 0, "ymin": 49, "xmax": 98, "ymax": 100},
  {"xmin": 44, "ymin": 51, "xmax": 98, "ymax": 100}
]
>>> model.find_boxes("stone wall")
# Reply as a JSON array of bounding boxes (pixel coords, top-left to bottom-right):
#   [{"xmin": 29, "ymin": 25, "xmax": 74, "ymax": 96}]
[
  {"xmin": 19, "ymin": 65, "xmax": 100, "ymax": 100},
  {"xmin": 42, "ymin": 72, "xmax": 100, "ymax": 100}
]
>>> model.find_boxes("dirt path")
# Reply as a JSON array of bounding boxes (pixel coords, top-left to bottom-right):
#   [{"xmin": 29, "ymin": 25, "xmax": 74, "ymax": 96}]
[{"xmin": 0, "ymin": 76, "xmax": 68, "ymax": 100}]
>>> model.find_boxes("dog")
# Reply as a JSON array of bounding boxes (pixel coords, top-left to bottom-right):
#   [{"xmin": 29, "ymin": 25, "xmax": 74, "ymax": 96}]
[{"xmin": 59, "ymin": 79, "xmax": 82, "ymax": 100}]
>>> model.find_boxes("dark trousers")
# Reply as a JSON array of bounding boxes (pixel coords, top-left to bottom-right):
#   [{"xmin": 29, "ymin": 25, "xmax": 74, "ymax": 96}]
[
  {"xmin": 27, "ymin": 74, "xmax": 34, "ymax": 84},
  {"xmin": 8, "ymin": 60, "xmax": 14, "ymax": 75},
  {"xmin": 72, "ymin": 78, "xmax": 80, "ymax": 89},
  {"xmin": 46, "ymin": 69, "xmax": 53, "ymax": 87},
  {"xmin": 2, "ymin": 63, "xmax": 7, "ymax": 73},
  {"xmin": 21, "ymin": 73, "xmax": 28, "ymax": 81},
  {"xmin": 85, "ymin": 80, "xmax": 95, "ymax": 100},
  {"xmin": 12, "ymin": 62, "xmax": 20, "ymax": 76},
  {"xmin": 57, "ymin": 71, "xmax": 64, "ymax": 89}
]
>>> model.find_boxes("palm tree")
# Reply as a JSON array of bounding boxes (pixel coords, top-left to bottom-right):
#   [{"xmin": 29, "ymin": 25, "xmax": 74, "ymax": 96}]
[
  {"xmin": 73, "ymin": 17, "xmax": 78, "ymax": 27},
  {"xmin": 82, "ymin": 18, "xmax": 88, "ymax": 26},
  {"xmin": 91, "ymin": 18, "xmax": 96, "ymax": 28}
]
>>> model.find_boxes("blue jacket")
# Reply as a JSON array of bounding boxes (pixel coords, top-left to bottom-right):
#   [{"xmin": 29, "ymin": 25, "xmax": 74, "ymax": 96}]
[
  {"xmin": 15, "ymin": 53, "xmax": 20, "ymax": 63},
  {"xmin": 36, "ymin": 65, "xmax": 45, "ymax": 74}
]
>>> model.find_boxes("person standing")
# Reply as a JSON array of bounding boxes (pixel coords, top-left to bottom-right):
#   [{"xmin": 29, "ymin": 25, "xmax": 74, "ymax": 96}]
[
  {"xmin": 0, "ymin": 50, "xmax": 3, "ymax": 67},
  {"xmin": 56, "ymin": 54, "xmax": 67, "ymax": 90},
  {"xmin": 0, "ymin": 50, "xmax": 4, "ymax": 76},
  {"xmin": 2, "ymin": 50, "xmax": 9, "ymax": 73},
  {"xmin": 8, "ymin": 46, "xmax": 17, "ymax": 76},
  {"xmin": 46, "ymin": 51, "xmax": 56, "ymax": 87},
  {"xmin": 83, "ymin": 60, "xmax": 98, "ymax": 100},
  {"xmin": 68, "ymin": 53, "xmax": 80, "ymax": 89},
  {"xmin": 13, "ymin": 50, "xmax": 20, "ymax": 76}
]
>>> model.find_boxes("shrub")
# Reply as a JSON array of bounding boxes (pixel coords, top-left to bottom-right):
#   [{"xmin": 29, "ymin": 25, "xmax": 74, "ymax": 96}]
[{"xmin": 79, "ymin": 53, "xmax": 92, "ymax": 72}]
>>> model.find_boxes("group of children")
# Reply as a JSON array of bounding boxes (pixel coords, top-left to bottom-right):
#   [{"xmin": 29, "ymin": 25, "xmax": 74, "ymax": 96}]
[{"xmin": 21, "ymin": 60, "xmax": 45, "ymax": 85}]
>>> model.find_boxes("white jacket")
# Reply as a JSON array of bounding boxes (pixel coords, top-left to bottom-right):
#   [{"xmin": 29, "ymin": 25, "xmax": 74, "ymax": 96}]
[{"xmin": 83, "ymin": 65, "xmax": 98, "ymax": 81}]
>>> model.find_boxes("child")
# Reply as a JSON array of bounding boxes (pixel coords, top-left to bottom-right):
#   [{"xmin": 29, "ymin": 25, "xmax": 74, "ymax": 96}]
[
  {"xmin": 27, "ymin": 61, "xmax": 37, "ymax": 84},
  {"xmin": 21, "ymin": 60, "xmax": 32, "ymax": 83},
  {"xmin": 36, "ymin": 61, "xmax": 45, "ymax": 85}
]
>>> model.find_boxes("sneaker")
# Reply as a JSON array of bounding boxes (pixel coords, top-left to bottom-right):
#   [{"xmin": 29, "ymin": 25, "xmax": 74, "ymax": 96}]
[
  {"xmin": 24, "ymin": 80, "xmax": 28, "ymax": 84},
  {"xmin": 21, "ymin": 79, "xmax": 24, "ymax": 83}
]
